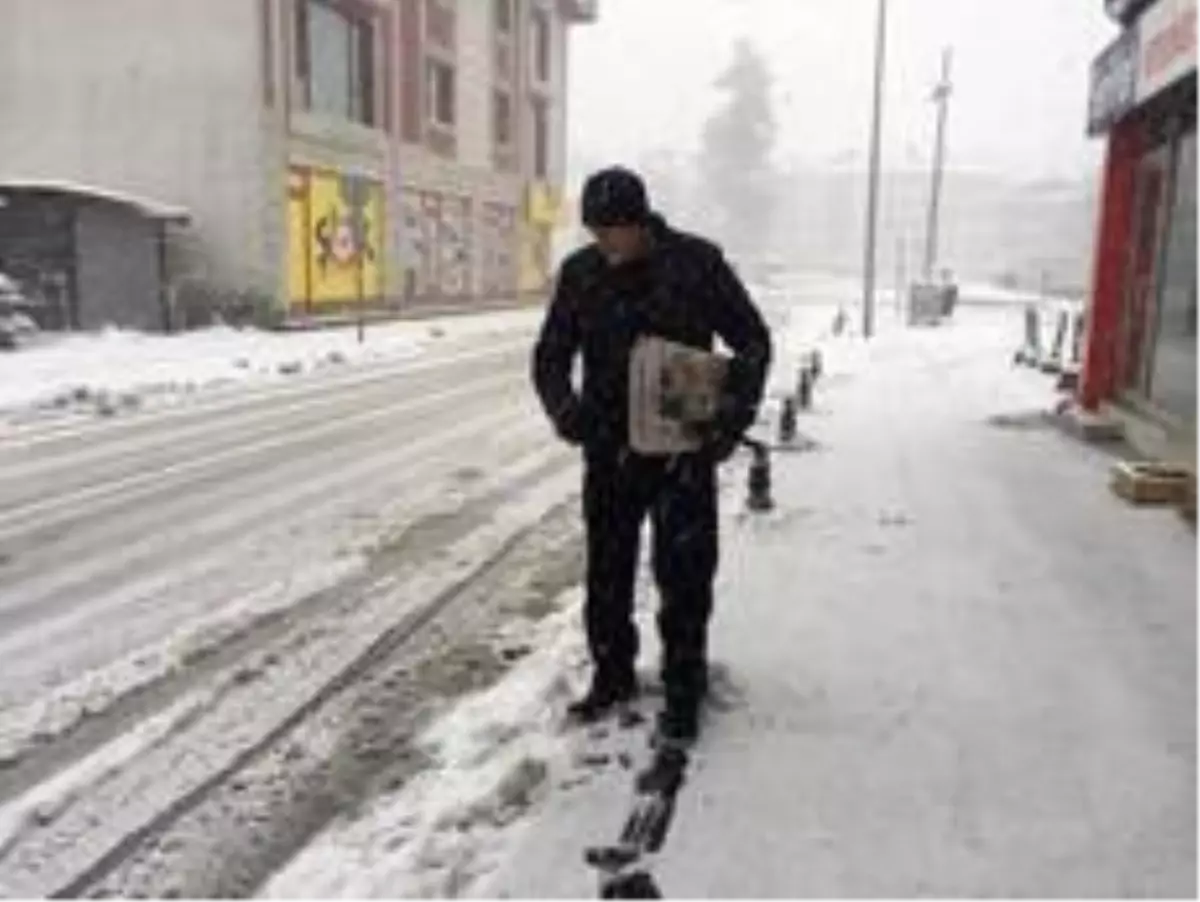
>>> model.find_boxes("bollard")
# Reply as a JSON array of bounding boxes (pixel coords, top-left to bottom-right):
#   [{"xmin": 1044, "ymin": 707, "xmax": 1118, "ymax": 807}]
[
  {"xmin": 796, "ymin": 367, "xmax": 813, "ymax": 411},
  {"xmin": 1040, "ymin": 308, "xmax": 1068, "ymax": 374},
  {"xmin": 778, "ymin": 396, "xmax": 797, "ymax": 445},
  {"xmin": 746, "ymin": 441, "xmax": 774, "ymax": 512},
  {"xmin": 832, "ymin": 307, "xmax": 848, "ymax": 337},
  {"xmin": 1021, "ymin": 303, "xmax": 1042, "ymax": 367}
]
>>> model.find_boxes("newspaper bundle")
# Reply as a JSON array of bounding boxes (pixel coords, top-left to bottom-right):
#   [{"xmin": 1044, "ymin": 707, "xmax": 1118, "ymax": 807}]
[{"xmin": 628, "ymin": 335, "xmax": 729, "ymax": 455}]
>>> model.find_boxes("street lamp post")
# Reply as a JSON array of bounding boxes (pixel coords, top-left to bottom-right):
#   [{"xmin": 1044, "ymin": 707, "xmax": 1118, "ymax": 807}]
[
  {"xmin": 923, "ymin": 48, "xmax": 954, "ymax": 280},
  {"xmin": 861, "ymin": 0, "xmax": 888, "ymax": 340}
]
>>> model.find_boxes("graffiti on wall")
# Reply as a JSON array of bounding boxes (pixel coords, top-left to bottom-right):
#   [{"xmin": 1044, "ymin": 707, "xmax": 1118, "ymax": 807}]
[
  {"xmin": 438, "ymin": 195, "xmax": 472, "ymax": 297},
  {"xmin": 481, "ymin": 203, "xmax": 517, "ymax": 298},
  {"xmin": 399, "ymin": 188, "xmax": 437, "ymax": 300},
  {"xmin": 399, "ymin": 189, "xmax": 478, "ymax": 300},
  {"xmin": 287, "ymin": 165, "xmax": 385, "ymax": 310}
]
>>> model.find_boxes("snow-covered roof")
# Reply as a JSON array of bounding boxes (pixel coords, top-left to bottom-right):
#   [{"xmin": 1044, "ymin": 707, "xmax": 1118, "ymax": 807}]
[{"xmin": 0, "ymin": 178, "xmax": 191, "ymax": 223}]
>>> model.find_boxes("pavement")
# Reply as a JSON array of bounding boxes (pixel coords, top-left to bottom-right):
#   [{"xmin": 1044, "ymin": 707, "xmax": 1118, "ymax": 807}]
[{"xmin": 477, "ymin": 307, "xmax": 1196, "ymax": 898}]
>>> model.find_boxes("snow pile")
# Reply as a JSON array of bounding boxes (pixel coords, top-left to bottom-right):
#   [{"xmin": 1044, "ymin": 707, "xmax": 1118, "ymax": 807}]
[
  {"xmin": 0, "ymin": 308, "xmax": 543, "ymax": 420},
  {"xmin": 263, "ymin": 596, "xmax": 588, "ymax": 899}
]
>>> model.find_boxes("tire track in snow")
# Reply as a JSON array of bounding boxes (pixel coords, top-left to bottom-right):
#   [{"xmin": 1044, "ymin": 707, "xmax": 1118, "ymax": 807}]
[
  {"xmin": 0, "ymin": 465, "xmax": 581, "ymax": 899},
  {"xmin": 104, "ymin": 501, "xmax": 587, "ymax": 899},
  {"xmin": 0, "ymin": 368, "xmax": 530, "ymax": 550},
  {"xmin": 0, "ymin": 434, "xmax": 572, "ymax": 809},
  {"xmin": 0, "ymin": 404, "xmax": 556, "ymax": 711},
  {"xmin": 0, "ymin": 378, "xmax": 532, "ymax": 619},
  {"xmin": 0, "ymin": 342, "xmax": 530, "ymax": 512}
]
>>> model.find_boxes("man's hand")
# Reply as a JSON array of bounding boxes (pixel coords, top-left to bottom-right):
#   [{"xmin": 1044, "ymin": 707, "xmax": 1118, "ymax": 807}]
[
  {"xmin": 685, "ymin": 394, "xmax": 745, "ymax": 463},
  {"xmin": 552, "ymin": 400, "xmax": 589, "ymax": 446}
]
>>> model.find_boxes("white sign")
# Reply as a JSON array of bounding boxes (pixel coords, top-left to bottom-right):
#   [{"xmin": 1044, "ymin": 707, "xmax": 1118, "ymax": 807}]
[{"xmin": 1136, "ymin": 0, "xmax": 1197, "ymax": 103}]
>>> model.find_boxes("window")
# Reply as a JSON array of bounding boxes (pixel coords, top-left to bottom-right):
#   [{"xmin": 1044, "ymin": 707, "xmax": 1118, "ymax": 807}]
[
  {"xmin": 531, "ymin": 7, "xmax": 551, "ymax": 83},
  {"xmin": 296, "ymin": 0, "xmax": 376, "ymax": 126},
  {"xmin": 532, "ymin": 97, "xmax": 549, "ymax": 178},
  {"xmin": 1148, "ymin": 129, "xmax": 1197, "ymax": 423},
  {"xmin": 493, "ymin": 90, "xmax": 513, "ymax": 147},
  {"xmin": 294, "ymin": 0, "xmax": 310, "ymax": 98},
  {"xmin": 427, "ymin": 59, "xmax": 456, "ymax": 128},
  {"xmin": 494, "ymin": 0, "xmax": 513, "ymax": 35},
  {"xmin": 350, "ymin": 18, "xmax": 375, "ymax": 125}
]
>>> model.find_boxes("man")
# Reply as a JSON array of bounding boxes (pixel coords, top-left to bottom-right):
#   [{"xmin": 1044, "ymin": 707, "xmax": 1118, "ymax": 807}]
[{"xmin": 532, "ymin": 166, "xmax": 772, "ymax": 743}]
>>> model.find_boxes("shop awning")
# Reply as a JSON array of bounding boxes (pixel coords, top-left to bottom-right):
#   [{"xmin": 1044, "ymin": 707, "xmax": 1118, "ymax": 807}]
[{"xmin": 0, "ymin": 178, "xmax": 191, "ymax": 223}]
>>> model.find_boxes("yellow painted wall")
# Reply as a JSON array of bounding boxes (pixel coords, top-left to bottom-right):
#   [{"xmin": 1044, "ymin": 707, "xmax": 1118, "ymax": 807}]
[
  {"xmin": 287, "ymin": 165, "xmax": 385, "ymax": 310},
  {"xmin": 519, "ymin": 182, "xmax": 562, "ymax": 293}
]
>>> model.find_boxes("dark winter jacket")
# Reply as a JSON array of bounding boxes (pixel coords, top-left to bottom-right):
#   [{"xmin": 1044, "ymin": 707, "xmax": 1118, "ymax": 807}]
[{"xmin": 531, "ymin": 214, "xmax": 772, "ymax": 457}]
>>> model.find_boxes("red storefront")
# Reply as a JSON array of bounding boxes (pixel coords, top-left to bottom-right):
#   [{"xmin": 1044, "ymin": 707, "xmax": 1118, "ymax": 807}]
[{"xmin": 1082, "ymin": 0, "xmax": 1197, "ymax": 441}]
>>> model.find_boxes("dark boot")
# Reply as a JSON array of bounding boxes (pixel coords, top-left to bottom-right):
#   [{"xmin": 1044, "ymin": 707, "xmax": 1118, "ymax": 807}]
[
  {"xmin": 655, "ymin": 691, "xmax": 701, "ymax": 745},
  {"xmin": 567, "ymin": 671, "xmax": 638, "ymax": 723}
]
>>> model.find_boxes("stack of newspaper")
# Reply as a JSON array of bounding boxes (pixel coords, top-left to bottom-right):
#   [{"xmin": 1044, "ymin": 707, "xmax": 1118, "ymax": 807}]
[{"xmin": 628, "ymin": 335, "xmax": 729, "ymax": 455}]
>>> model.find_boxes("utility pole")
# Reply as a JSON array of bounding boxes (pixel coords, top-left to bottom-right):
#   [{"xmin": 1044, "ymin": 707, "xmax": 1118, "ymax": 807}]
[
  {"xmin": 895, "ymin": 235, "xmax": 906, "ymax": 317},
  {"xmin": 923, "ymin": 47, "xmax": 953, "ymax": 280},
  {"xmin": 861, "ymin": 0, "xmax": 888, "ymax": 340}
]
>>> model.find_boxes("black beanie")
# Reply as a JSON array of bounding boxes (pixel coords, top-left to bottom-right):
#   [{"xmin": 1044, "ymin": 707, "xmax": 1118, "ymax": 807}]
[{"xmin": 580, "ymin": 166, "xmax": 650, "ymax": 228}]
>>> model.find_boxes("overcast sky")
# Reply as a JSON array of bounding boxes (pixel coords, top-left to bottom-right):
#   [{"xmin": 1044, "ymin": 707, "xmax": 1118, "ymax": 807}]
[{"xmin": 566, "ymin": 0, "xmax": 1119, "ymax": 182}]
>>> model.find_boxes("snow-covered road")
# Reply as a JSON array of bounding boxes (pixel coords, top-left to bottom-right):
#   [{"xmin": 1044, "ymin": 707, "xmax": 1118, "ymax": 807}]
[
  {"xmin": 0, "ymin": 282, "xmax": 823, "ymax": 897},
  {"xmin": 0, "ymin": 316, "xmax": 595, "ymax": 896},
  {"xmin": 0, "ymin": 338, "xmax": 544, "ymax": 699}
]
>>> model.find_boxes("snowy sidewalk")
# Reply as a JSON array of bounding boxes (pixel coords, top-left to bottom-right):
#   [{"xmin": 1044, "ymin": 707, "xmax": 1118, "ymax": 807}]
[
  {"xmin": 266, "ymin": 308, "xmax": 1195, "ymax": 898},
  {"xmin": 0, "ymin": 307, "xmax": 542, "ymax": 422}
]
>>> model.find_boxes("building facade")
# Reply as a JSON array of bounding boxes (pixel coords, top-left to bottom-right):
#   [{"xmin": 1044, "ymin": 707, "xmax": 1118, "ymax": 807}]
[
  {"xmin": 0, "ymin": 0, "xmax": 595, "ymax": 327},
  {"xmin": 1082, "ymin": 0, "xmax": 1196, "ymax": 443}
]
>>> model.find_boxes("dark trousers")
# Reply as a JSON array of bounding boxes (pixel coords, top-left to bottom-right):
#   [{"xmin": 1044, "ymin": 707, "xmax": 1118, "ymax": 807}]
[{"xmin": 582, "ymin": 450, "xmax": 718, "ymax": 703}]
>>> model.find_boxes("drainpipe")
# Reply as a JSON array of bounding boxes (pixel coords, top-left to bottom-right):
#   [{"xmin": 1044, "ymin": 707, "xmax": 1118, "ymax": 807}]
[{"xmin": 157, "ymin": 221, "xmax": 172, "ymax": 333}]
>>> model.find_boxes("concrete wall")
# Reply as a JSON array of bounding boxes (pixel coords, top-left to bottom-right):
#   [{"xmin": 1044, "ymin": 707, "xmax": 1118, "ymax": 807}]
[
  {"xmin": 0, "ymin": 0, "xmax": 274, "ymax": 296},
  {"xmin": 547, "ymin": 3, "xmax": 570, "ymax": 187},
  {"xmin": 456, "ymin": 0, "xmax": 493, "ymax": 173},
  {"xmin": 74, "ymin": 204, "xmax": 161, "ymax": 331}
]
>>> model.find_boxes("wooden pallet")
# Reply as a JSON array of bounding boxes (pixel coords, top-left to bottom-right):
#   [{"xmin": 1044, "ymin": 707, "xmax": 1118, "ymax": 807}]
[{"xmin": 1110, "ymin": 461, "xmax": 1193, "ymax": 506}]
